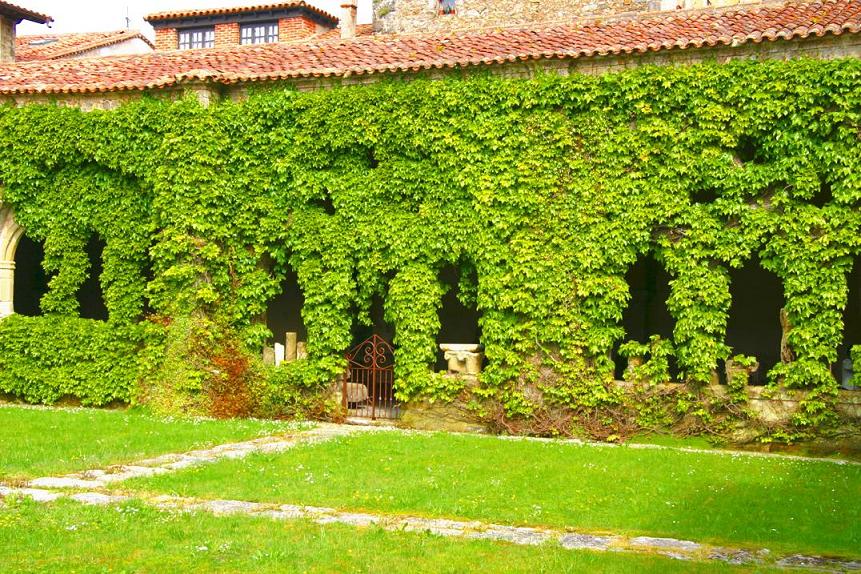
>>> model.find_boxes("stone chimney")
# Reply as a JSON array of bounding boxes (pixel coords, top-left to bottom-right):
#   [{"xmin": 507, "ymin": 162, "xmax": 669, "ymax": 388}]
[
  {"xmin": 340, "ymin": 2, "xmax": 358, "ymax": 39},
  {"xmin": 0, "ymin": 3, "xmax": 52, "ymax": 63},
  {"xmin": 0, "ymin": 14, "xmax": 14, "ymax": 63}
]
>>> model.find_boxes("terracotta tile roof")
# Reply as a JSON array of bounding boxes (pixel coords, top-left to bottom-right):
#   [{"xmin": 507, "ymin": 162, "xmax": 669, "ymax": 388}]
[
  {"xmin": 1, "ymin": 0, "xmax": 859, "ymax": 96},
  {"xmin": 0, "ymin": 0, "xmax": 51, "ymax": 24},
  {"xmin": 15, "ymin": 31, "xmax": 154, "ymax": 62},
  {"xmin": 145, "ymin": 1, "xmax": 337, "ymax": 24}
]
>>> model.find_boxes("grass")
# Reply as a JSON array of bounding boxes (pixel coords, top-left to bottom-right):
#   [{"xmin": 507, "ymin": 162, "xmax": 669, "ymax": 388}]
[
  {"xmin": 123, "ymin": 431, "xmax": 861, "ymax": 558},
  {"xmin": 0, "ymin": 405, "xmax": 301, "ymax": 480},
  {"xmin": 0, "ymin": 498, "xmax": 771, "ymax": 573}
]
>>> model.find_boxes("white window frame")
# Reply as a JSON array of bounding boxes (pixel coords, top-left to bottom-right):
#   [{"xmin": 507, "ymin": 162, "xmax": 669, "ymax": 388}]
[
  {"xmin": 178, "ymin": 27, "xmax": 215, "ymax": 50},
  {"xmin": 240, "ymin": 22, "xmax": 279, "ymax": 45}
]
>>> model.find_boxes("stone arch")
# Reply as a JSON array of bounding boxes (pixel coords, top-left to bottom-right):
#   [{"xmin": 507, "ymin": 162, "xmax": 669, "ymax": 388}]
[{"xmin": 0, "ymin": 206, "xmax": 25, "ymax": 318}]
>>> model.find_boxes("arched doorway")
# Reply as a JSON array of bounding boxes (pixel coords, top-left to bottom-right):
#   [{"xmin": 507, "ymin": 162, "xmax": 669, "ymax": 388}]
[
  {"xmin": 616, "ymin": 254, "xmax": 675, "ymax": 380},
  {"xmin": 725, "ymin": 257, "xmax": 784, "ymax": 385},
  {"xmin": 435, "ymin": 264, "xmax": 482, "ymax": 371},
  {"xmin": 265, "ymin": 268, "xmax": 307, "ymax": 353},
  {"xmin": 78, "ymin": 236, "xmax": 109, "ymax": 321},
  {"xmin": 13, "ymin": 234, "xmax": 48, "ymax": 317}
]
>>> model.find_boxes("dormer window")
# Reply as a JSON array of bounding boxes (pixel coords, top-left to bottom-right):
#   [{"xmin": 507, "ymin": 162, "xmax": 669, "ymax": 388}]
[
  {"xmin": 240, "ymin": 22, "xmax": 279, "ymax": 45},
  {"xmin": 178, "ymin": 27, "xmax": 214, "ymax": 50},
  {"xmin": 439, "ymin": 0, "xmax": 456, "ymax": 15}
]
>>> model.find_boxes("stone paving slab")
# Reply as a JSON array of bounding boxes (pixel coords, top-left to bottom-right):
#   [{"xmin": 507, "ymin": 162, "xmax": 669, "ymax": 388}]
[{"xmin": 2, "ymin": 486, "xmax": 860, "ymax": 572}]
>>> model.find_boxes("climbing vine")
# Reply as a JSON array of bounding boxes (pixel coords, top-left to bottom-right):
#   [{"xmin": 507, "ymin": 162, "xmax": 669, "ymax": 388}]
[{"xmin": 0, "ymin": 59, "xmax": 859, "ymax": 434}]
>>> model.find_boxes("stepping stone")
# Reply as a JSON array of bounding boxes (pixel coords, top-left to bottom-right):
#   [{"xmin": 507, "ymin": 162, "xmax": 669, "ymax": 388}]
[
  {"xmin": 0, "ymin": 486, "xmax": 63, "ymax": 502},
  {"xmin": 558, "ymin": 533, "xmax": 614, "ymax": 551},
  {"xmin": 69, "ymin": 492, "xmax": 128, "ymax": 505},
  {"xmin": 29, "ymin": 477, "xmax": 103, "ymax": 489},
  {"xmin": 205, "ymin": 499, "xmax": 264, "ymax": 515},
  {"xmin": 467, "ymin": 527, "xmax": 550, "ymax": 546},
  {"xmin": 630, "ymin": 536, "xmax": 701, "ymax": 552}
]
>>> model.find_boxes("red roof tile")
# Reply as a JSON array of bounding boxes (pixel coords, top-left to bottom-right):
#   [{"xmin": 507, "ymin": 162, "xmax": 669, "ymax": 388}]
[
  {"xmin": 0, "ymin": 0, "xmax": 51, "ymax": 24},
  {"xmin": 145, "ymin": 1, "xmax": 337, "ymax": 24},
  {"xmin": 1, "ymin": 0, "xmax": 859, "ymax": 96},
  {"xmin": 16, "ymin": 31, "xmax": 154, "ymax": 62}
]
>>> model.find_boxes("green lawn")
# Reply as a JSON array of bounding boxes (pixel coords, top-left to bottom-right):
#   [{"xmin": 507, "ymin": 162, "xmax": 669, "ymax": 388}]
[
  {"xmin": 0, "ymin": 498, "xmax": 769, "ymax": 574},
  {"xmin": 0, "ymin": 405, "xmax": 302, "ymax": 480},
  {"xmin": 122, "ymin": 431, "xmax": 861, "ymax": 558}
]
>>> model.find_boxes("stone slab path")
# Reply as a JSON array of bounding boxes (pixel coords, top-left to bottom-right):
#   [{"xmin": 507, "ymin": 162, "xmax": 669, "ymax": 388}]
[
  {"xmin": 1, "ymin": 485, "xmax": 859, "ymax": 572},
  {"xmin": 2, "ymin": 421, "xmax": 860, "ymax": 572},
  {"xmin": 25, "ymin": 422, "xmax": 372, "ymax": 490}
]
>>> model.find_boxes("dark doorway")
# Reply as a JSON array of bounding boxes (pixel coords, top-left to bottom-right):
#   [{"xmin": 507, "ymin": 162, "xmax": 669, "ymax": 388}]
[
  {"xmin": 435, "ymin": 265, "xmax": 482, "ymax": 371},
  {"xmin": 265, "ymin": 269, "xmax": 307, "ymax": 347},
  {"xmin": 78, "ymin": 237, "xmax": 109, "ymax": 321},
  {"xmin": 838, "ymin": 258, "xmax": 861, "ymax": 387},
  {"xmin": 352, "ymin": 294, "xmax": 394, "ymax": 345},
  {"xmin": 13, "ymin": 234, "xmax": 49, "ymax": 317},
  {"xmin": 725, "ymin": 257, "xmax": 784, "ymax": 385},
  {"xmin": 615, "ymin": 255, "xmax": 675, "ymax": 379}
]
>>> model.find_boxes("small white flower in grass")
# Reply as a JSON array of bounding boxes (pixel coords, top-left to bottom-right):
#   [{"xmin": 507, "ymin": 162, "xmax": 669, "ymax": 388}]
[
  {"xmin": 65, "ymin": 525, "xmax": 78, "ymax": 531},
  {"xmin": 196, "ymin": 545, "xmax": 209, "ymax": 552}
]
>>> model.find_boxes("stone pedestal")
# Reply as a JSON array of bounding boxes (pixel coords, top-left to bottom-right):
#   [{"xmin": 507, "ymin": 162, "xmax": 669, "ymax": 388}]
[
  {"xmin": 439, "ymin": 344, "xmax": 484, "ymax": 375},
  {"xmin": 296, "ymin": 342, "xmax": 308, "ymax": 360},
  {"xmin": 262, "ymin": 347, "xmax": 276, "ymax": 366},
  {"xmin": 285, "ymin": 332, "xmax": 298, "ymax": 361}
]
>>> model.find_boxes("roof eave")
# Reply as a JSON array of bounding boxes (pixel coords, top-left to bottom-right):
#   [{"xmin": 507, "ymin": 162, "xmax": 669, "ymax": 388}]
[{"xmin": 0, "ymin": 2, "xmax": 52, "ymax": 25}]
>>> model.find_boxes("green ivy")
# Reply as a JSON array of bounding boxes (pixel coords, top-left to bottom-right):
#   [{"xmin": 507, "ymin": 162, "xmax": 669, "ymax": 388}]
[
  {"xmin": 0, "ymin": 59, "xmax": 858, "ymax": 432},
  {"xmin": 0, "ymin": 315, "xmax": 153, "ymax": 406}
]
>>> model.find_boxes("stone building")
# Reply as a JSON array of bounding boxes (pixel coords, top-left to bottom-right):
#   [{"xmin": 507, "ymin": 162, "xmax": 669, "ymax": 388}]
[
  {"xmin": 372, "ymin": 0, "xmax": 786, "ymax": 34},
  {"xmin": 0, "ymin": 0, "xmax": 859, "ymax": 422}
]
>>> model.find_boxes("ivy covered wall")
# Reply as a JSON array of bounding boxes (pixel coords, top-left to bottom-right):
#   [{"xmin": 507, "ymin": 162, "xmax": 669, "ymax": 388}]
[{"xmin": 0, "ymin": 59, "xmax": 859, "ymax": 434}]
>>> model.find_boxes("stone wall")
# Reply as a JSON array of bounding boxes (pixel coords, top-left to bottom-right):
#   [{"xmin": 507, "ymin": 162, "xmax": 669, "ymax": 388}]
[
  {"xmin": 0, "ymin": 15, "xmax": 15, "ymax": 63},
  {"xmin": 374, "ymin": 0, "xmax": 655, "ymax": 34},
  {"xmin": 373, "ymin": 0, "xmax": 772, "ymax": 33}
]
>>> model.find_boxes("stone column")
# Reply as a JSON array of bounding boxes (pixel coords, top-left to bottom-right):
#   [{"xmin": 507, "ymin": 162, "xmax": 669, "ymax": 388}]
[{"xmin": 0, "ymin": 260, "xmax": 14, "ymax": 318}]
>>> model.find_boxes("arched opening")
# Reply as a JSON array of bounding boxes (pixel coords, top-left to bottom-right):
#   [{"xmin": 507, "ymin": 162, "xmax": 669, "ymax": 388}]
[
  {"xmin": 265, "ymin": 268, "xmax": 307, "ymax": 349},
  {"xmin": 435, "ymin": 264, "xmax": 482, "ymax": 371},
  {"xmin": 838, "ymin": 257, "xmax": 861, "ymax": 388},
  {"xmin": 615, "ymin": 254, "xmax": 675, "ymax": 380},
  {"xmin": 77, "ymin": 237, "xmax": 109, "ymax": 321},
  {"xmin": 12, "ymin": 234, "xmax": 49, "ymax": 317},
  {"xmin": 725, "ymin": 256, "xmax": 784, "ymax": 386}
]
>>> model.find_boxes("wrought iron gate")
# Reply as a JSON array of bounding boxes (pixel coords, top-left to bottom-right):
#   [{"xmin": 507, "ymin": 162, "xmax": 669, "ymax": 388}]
[{"xmin": 344, "ymin": 334, "xmax": 399, "ymax": 420}]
